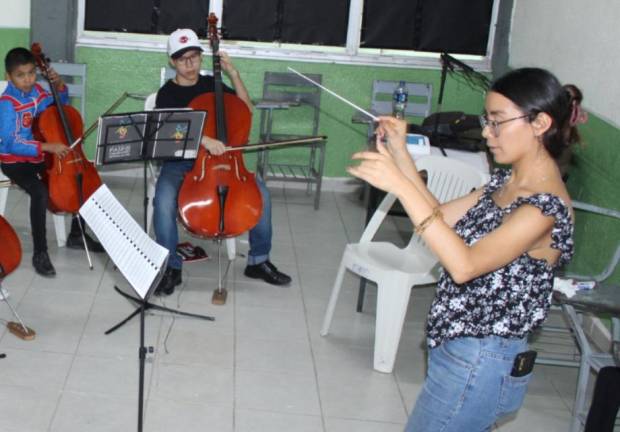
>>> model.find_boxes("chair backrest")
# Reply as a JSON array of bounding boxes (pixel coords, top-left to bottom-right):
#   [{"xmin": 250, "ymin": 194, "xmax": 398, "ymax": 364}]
[
  {"xmin": 144, "ymin": 93, "xmax": 157, "ymax": 110},
  {"xmin": 371, "ymin": 80, "xmax": 432, "ymax": 120},
  {"xmin": 360, "ymin": 155, "xmax": 488, "ymax": 249},
  {"xmin": 36, "ymin": 62, "xmax": 87, "ymax": 119},
  {"xmin": 260, "ymin": 71, "xmax": 322, "ymax": 136},
  {"xmin": 565, "ymin": 201, "xmax": 620, "ymax": 283}
]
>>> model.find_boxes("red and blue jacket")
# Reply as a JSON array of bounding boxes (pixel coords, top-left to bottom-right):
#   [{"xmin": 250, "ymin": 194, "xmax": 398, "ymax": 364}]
[{"xmin": 0, "ymin": 81, "xmax": 68, "ymax": 164}]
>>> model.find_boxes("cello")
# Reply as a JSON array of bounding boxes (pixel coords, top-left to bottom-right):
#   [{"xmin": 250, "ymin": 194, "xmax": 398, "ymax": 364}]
[
  {"xmin": 177, "ymin": 14, "xmax": 262, "ymax": 240},
  {"xmin": 31, "ymin": 43, "xmax": 102, "ymax": 215},
  {"xmin": 0, "ymin": 215, "xmax": 35, "ymax": 340}
]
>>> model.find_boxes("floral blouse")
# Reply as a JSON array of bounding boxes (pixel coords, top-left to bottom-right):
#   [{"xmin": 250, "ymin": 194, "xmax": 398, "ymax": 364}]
[{"xmin": 426, "ymin": 169, "xmax": 574, "ymax": 348}]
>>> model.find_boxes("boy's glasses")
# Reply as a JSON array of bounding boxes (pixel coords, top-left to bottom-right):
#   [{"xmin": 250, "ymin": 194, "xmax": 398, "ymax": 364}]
[
  {"xmin": 479, "ymin": 114, "xmax": 530, "ymax": 137},
  {"xmin": 175, "ymin": 52, "xmax": 202, "ymax": 66}
]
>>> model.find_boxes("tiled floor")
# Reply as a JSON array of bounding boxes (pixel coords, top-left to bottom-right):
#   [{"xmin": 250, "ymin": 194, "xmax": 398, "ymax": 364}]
[{"xmin": 0, "ymin": 174, "xmax": 580, "ymax": 431}]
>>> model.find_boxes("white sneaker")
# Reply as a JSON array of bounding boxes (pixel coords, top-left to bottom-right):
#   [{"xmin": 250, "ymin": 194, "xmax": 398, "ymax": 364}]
[{"xmin": 0, "ymin": 285, "xmax": 10, "ymax": 301}]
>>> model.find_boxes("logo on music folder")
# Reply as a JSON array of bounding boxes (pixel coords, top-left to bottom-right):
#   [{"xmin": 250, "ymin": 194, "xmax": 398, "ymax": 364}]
[
  {"xmin": 172, "ymin": 124, "xmax": 188, "ymax": 142},
  {"xmin": 108, "ymin": 144, "xmax": 131, "ymax": 160},
  {"xmin": 115, "ymin": 125, "xmax": 129, "ymax": 140}
]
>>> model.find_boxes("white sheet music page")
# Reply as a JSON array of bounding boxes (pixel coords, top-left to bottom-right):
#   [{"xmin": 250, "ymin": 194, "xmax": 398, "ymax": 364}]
[{"xmin": 79, "ymin": 185, "xmax": 169, "ymax": 299}]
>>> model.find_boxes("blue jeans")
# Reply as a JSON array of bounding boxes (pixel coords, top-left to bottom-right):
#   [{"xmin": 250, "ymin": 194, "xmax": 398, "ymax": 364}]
[
  {"xmin": 153, "ymin": 160, "xmax": 272, "ymax": 270},
  {"xmin": 405, "ymin": 336, "xmax": 532, "ymax": 432}
]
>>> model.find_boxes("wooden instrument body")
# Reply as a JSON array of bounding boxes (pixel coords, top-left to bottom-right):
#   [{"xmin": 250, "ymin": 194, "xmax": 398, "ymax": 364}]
[
  {"xmin": 0, "ymin": 215, "xmax": 22, "ymax": 278},
  {"xmin": 177, "ymin": 92, "xmax": 262, "ymax": 238},
  {"xmin": 34, "ymin": 106, "xmax": 102, "ymax": 213}
]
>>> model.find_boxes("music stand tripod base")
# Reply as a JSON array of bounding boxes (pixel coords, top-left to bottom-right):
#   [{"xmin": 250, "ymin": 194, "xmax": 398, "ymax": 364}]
[{"xmin": 7, "ymin": 322, "xmax": 35, "ymax": 340}]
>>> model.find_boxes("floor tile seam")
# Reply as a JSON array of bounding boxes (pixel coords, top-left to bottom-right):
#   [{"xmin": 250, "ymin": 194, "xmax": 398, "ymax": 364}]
[
  {"xmin": 234, "ymin": 405, "xmax": 323, "ymax": 419},
  {"xmin": 333, "ymin": 188, "xmax": 362, "ymax": 244},
  {"xmin": 91, "ymin": 255, "xmax": 114, "ymax": 297},
  {"xmin": 285, "ymin": 188, "xmax": 329, "ymax": 432},
  {"xmin": 0, "ymin": 382, "xmax": 66, "ymax": 393},
  {"xmin": 324, "ymin": 414, "xmax": 406, "ymax": 426},
  {"xmin": 146, "ymin": 395, "xmax": 234, "ymax": 409},
  {"xmin": 232, "ymin": 263, "xmax": 239, "ymax": 432},
  {"xmin": 56, "ymin": 388, "xmax": 137, "ymax": 401},
  {"xmin": 52, "ymin": 282, "xmax": 106, "ymax": 427},
  {"xmin": 0, "ymin": 344, "xmax": 81, "ymax": 355},
  {"xmin": 144, "ymin": 313, "xmax": 168, "ymax": 424},
  {"xmin": 324, "ymin": 191, "xmax": 413, "ymax": 422},
  {"xmin": 0, "ymin": 346, "xmax": 77, "ymax": 357},
  {"xmin": 284, "ymin": 188, "xmax": 327, "ymax": 432},
  {"xmin": 234, "ymin": 366, "xmax": 316, "ymax": 378},
  {"xmin": 547, "ymin": 377, "xmax": 577, "ymax": 413}
]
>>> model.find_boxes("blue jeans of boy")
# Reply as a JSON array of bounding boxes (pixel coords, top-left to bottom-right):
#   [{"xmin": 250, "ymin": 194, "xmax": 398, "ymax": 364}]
[
  {"xmin": 153, "ymin": 160, "xmax": 272, "ymax": 270},
  {"xmin": 405, "ymin": 335, "xmax": 531, "ymax": 432}
]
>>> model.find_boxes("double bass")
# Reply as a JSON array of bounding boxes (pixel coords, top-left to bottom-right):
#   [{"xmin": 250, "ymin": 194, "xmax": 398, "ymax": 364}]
[
  {"xmin": 31, "ymin": 43, "xmax": 102, "ymax": 214},
  {"xmin": 177, "ymin": 14, "xmax": 263, "ymax": 239}
]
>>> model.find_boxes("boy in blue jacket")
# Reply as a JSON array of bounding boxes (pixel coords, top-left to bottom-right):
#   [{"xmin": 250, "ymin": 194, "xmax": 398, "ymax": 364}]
[{"xmin": 0, "ymin": 47, "xmax": 102, "ymax": 277}]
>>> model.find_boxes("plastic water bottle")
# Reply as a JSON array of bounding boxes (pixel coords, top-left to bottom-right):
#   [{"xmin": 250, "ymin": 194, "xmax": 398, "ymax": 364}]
[{"xmin": 392, "ymin": 81, "xmax": 408, "ymax": 119}]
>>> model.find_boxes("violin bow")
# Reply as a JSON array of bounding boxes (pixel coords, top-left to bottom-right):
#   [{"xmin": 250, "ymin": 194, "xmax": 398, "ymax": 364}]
[{"xmin": 223, "ymin": 135, "xmax": 327, "ymax": 153}]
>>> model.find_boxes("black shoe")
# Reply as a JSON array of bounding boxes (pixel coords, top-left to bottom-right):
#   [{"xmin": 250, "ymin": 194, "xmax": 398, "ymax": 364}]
[
  {"xmin": 244, "ymin": 261, "xmax": 291, "ymax": 286},
  {"xmin": 66, "ymin": 231, "xmax": 105, "ymax": 253},
  {"xmin": 153, "ymin": 268, "xmax": 182, "ymax": 296},
  {"xmin": 32, "ymin": 251, "xmax": 56, "ymax": 277}
]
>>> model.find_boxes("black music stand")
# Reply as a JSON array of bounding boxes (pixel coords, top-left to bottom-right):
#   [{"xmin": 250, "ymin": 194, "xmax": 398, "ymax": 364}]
[
  {"xmin": 94, "ymin": 109, "xmax": 211, "ymax": 432},
  {"xmin": 95, "ymin": 108, "xmax": 210, "ymax": 331},
  {"xmin": 431, "ymin": 52, "xmax": 491, "ymax": 155}
]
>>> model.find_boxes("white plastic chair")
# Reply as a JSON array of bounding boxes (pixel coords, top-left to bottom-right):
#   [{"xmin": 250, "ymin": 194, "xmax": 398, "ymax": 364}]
[
  {"xmin": 320, "ymin": 155, "xmax": 488, "ymax": 373},
  {"xmin": 143, "ymin": 91, "xmax": 236, "ymax": 261}
]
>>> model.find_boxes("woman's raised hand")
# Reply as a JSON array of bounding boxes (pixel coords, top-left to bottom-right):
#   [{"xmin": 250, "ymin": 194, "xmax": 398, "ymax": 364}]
[
  {"xmin": 347, "ymin": 140, "xmax": 407, "ymax": 195},
  {"xmin": 375, "ymin": 116, "xmax": 408, "ymax": 155}
]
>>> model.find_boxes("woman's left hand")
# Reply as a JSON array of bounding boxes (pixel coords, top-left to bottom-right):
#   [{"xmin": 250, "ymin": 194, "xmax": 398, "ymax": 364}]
[{"xmin": 347, "ymin": 141, "xmax": 407, "ymax": 194}]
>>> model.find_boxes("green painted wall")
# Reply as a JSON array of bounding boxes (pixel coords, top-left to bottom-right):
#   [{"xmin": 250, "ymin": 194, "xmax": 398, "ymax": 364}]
[
  {"xmin": 74, "ymin": 46, "xmax": 486, "ymax": 177},
  {"xmin": 0, "ymin": 28, "xmax": 29, "ymax": 77}
]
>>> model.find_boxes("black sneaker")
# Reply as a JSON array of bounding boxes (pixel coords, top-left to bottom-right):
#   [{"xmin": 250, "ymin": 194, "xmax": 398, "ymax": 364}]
[
  {"xmin": 32, "ymin": 251, "xmax": 56, "ymax": 277},
  {"xmin": 66, "ymin": 231, "xmax": 105, "ymax": 253},
  {"xmin": 244, "ymin": 260, "xmax": 291, "ymax": 286},
  {"xmin": 153, "ymin": 268, "xmax": 182, "ymax": 296}
]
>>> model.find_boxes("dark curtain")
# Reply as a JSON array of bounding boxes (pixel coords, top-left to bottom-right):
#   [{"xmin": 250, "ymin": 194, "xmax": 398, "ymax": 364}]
[
  {"xmin": 362, "ymin": 0, "xmax": 493, "ymax": 55},
  {"xmin": 223, "ymin": 0, "xmax": 349, "ymax": 46},
  {"xmin": 85, "ymin": 0, "xmax": 211, "ymax": 36},
  {"xmin": 85, "ymin": 0, "xmax": 155, "ymax": 33}
]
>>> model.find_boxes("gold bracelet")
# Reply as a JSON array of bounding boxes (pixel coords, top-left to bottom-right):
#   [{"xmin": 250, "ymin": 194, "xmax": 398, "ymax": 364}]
[{"xmin": 415, "ymin": 207, "xmax": 443, "ymax": 235}]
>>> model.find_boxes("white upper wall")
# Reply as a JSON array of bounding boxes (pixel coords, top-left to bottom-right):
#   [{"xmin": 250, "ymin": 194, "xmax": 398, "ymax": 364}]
[
  {"xmin": 0, "ymin": 0, "xmax": 30, "ymax": 28},
  {"xmin": 510, "ymin": 0, "xmax": 620, "ymax": 126}
]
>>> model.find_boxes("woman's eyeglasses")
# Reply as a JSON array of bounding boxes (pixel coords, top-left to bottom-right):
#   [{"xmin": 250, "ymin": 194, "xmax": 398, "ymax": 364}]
[{"xmin": 479, "ymin": 114, "xmax": 530, "ymax": 137}]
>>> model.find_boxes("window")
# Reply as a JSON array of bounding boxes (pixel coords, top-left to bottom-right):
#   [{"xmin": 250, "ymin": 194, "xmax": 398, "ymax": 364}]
[
  {"xmin": 223, "ymin": 0, "xmax": 350, "ymax": 46},
  {"xmin": 77, "ymin": 0, "xmax": 499, "ymax": 69}
]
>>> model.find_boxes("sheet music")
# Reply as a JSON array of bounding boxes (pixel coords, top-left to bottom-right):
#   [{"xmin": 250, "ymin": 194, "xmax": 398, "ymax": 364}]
[{"xmin": 79, "ymin": 185, "xmax": 169, "ymax": 299}]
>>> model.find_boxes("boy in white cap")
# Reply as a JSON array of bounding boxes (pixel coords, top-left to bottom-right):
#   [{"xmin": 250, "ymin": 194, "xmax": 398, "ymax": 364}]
[{"xmin": 152, "ymin": 29, "xmax": 291, "ymax": 296}]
